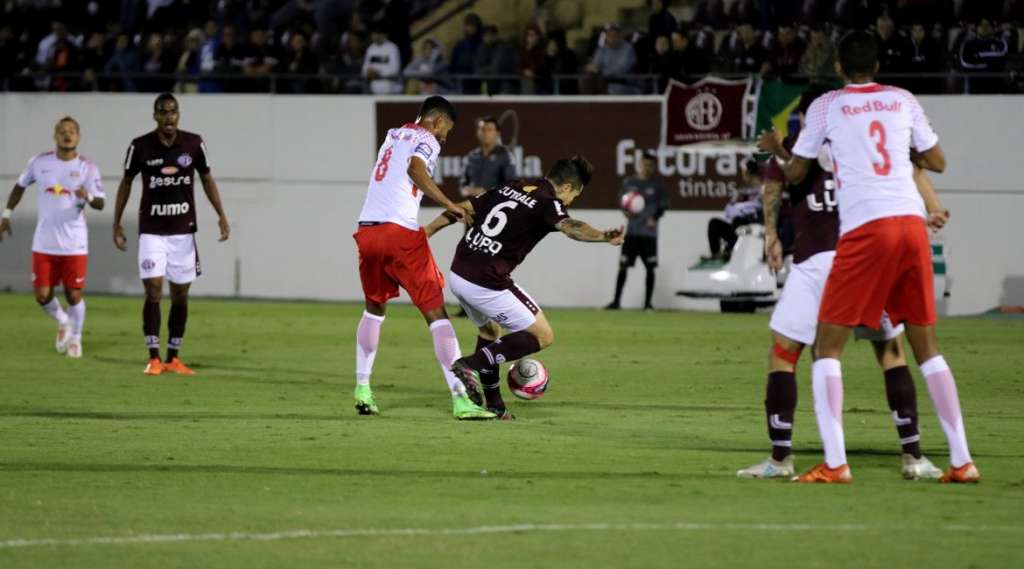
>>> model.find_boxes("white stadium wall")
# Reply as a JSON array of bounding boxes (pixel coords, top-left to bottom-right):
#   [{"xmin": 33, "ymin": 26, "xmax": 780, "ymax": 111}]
[{"xmin": 0, "ymin": 93, "xmax": 1022, "ymax": 316}]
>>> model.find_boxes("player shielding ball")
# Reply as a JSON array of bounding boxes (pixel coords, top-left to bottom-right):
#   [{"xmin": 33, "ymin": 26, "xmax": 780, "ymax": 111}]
[
  {"xmin": 0, "ymin": 117, "xmax": 104, "ymax": 358},
  {"xmin": 353, "ymin": 96, "xmax": 496, "ymax": 420},
  {"xmin": 738, "ymin": 86, "xmax": 947, "ymax": 480},
  {"xmin": 425, "ymin": 156, "xmax": 624, "ymax": 419},
  {"xmin": 780, "ymin": 32, "xmax": 978, "ymax": 483},
  {"xmin": 112, "ymin": 93, "xmax": 231, "ymax": 376}
]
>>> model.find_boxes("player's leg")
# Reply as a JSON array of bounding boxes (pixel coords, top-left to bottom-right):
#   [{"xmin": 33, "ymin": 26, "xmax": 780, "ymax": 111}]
[
  {"xmin": 642, "ymin": 238, "xmax": 658, "ymax": 310},
  {"xmin": 163, "ymin": 281, "xmax": 195, "ymax": 375},
  {"xmin": 62, "ymin": 255, "xmax": 88, "ymax": 358},
  {"xmin": 352, "ymin": 226, "xmax": 401, "ymax": 415},
  {"xmin": 453, "ymin": 284, "xmax": 548, "ymax": 383},
  {"xmin": 353, "ymin": 300, "xmax": 386, "ymax": 415},
  {"xmin": 606, "ymin": 240, "xmax": 634, "ymax": 310},
  {"xmin": 422, "ymin": 303, "xmax": 496, "ymax": 420},
  {"xmin": 474, "ymin": 320, "xmax": 509, "ymax": 417},
  {"xmin": 33, "ymin": 253, "xmax": 70, "ymax": 353},
  {"xmin": 139, "ymin": 234, "xmax": 169, "ymax": 374}
]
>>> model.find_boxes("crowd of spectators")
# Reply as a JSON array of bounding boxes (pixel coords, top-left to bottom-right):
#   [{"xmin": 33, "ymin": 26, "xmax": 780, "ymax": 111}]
[{"xmin": 1, "ymin": 0, "xmax": 1022, "ymax": 95}]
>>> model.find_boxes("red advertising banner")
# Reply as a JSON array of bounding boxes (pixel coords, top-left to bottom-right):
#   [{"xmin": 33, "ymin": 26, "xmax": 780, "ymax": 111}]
[
  {"xmin": 662, "ymin": 77, "xmax": 752, "ymax": 146},
  {"xmin": 376, "ymin": 99, "xmax": 756, "ymax": 211}
]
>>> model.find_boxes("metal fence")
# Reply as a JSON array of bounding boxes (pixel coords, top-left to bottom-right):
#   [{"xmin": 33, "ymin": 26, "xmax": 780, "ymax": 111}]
[{"xmin": 2, "ymin": 70, "xmax": 1020, "ymax": 96}]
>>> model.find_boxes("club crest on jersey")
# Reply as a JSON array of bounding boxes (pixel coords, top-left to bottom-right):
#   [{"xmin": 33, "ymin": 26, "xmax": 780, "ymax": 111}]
[
  {"xmin": 177, "ymin": 153, "xmax": 192, "ymax": 168},
  {"xmin": 141, "ymin": 258, "xmax": 155, "ymax": 270},
  {"xmin": 161, "ymin": 166, "xmax": 179, "ymax": 175}
]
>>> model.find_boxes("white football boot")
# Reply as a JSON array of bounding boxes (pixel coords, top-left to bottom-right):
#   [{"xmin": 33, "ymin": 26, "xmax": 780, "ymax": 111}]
[
  {"xmin": 67, "ymin": 337, "xmax": 82, "ymax": 359},
  {"xmin": 55, "ymin": 322, "xmax": 71, "ymax": 354},
  {"xmin": 902, "ymin": 454, "xmax": 943, "ymax": 480},
  {"xmin": 737, "ymin": 455, "xmax": 795, "ymax": 479}
]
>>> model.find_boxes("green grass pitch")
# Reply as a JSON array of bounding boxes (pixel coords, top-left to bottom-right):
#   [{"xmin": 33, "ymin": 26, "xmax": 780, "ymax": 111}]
[{"xmin": 1, "ymin": 293, "xmax": 1023, "ymax": 568}]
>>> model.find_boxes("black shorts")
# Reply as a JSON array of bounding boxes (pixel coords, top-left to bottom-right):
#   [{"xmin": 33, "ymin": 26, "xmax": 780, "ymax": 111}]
[{"xmin": 621, "ymin": 235, "xmax": 658, "ymax": 268}]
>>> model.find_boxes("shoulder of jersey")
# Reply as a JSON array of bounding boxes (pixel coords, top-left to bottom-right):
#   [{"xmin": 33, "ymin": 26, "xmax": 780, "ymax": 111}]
[
  {"xmin": 177, "ymin": 130, "xmax": 203, "ymax": 142},
  {"xmin": 31, "ymin": 150, "xmax": 56, "ymax": 163}
]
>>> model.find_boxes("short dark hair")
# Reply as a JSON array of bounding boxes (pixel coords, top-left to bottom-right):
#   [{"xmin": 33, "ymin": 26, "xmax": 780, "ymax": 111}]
[
  {"xmin": 477, "ymin": 115, "xmax": 499, "ymax": 130},
  {"xmin": 546, "ymin": 155, "xmax": 594, "ymax": 191},
  {"xmin": 55, "ymin": 115, "xmax": 80, "ymax": 131},
  {"xmin": 154, "ymin": 92, "xmax": 178, "ymax": 112},
  {"xmin": 838, "ymin": 30, "xmax": 878, "ymax": 77},
  {"xmin": 798, "ymin": 83, "xmax": 831, "ymax": 115},
  {"xmin": 419, "ymin": 95, "xmax": 456, "ymax": 123}
]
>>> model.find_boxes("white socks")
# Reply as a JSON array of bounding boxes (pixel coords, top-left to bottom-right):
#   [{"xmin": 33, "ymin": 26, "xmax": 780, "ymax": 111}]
[
  {"xmin": 355, "ymin": 311, "xmax": 384, "ymax": 386},
  {"xmin": 40, "ymin": 298, "xmax": 69, "ymax": 325},
  {"xmin": 429, "ymin": 319, "xmax": 466, "ymax": 398},
  {"xmin": 811, "ymin": 358, "xmax": 847, "ymax": 468},
  {"xmin": 68, "ymin": 300, "xmax": 85, "ymax": 339},
  {"xmin": 921, "ymin": 355, "xmax": 973, "ymax": 467}
]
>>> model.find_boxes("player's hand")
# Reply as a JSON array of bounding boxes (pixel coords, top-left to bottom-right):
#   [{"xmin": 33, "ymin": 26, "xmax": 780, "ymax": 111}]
[
  {"xmin": 74, "ymin": 188, "xmax": 90, "ymax": 201},
  {"xmin": 765, "ymin": 232, "xmax": 784, "ymax": 271},
  {"xmin": 218, "ymin": 216, "xmax": 231, "ymax": 241},
  {"xmin": 0, "ymin": 218, "xmax": 11, "ymax": 241},
  {"xmin": 757, "ymin": 128, "xmax": 784, "ymax": 157},
  {"xmin": 605, "ymin": 225, "xmax": 625, "ymax": 246},
  {"xmin": 927, "ymin": 209, "xmax": 950, "ymax": 231},
  {"xmin": 113, "ymin": 223, "xmax": 127, "ymax": 251},
  {"xmin": 449, "ymin": 203, "xmax": 474, "ymax": 226}
]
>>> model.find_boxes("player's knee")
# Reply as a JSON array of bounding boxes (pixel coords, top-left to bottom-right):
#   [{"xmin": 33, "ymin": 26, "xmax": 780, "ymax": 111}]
[
  {"xmin": 65, "ymin": 288, "xmax": 82, "ymax": 306},
  {"xmin": 479, "ymin": 321, "xmax": 500, "ymax": 342},
  {"xmin": 34, "ymin": 287, "xmax": 52, "ymax": 304},
  {"xmin": 144, "ymin": 287, "xmax": 162, "ymax": 303},
  {"xmin": 534, "ymin": 327, "xmax": 554, "ymax": 349}
]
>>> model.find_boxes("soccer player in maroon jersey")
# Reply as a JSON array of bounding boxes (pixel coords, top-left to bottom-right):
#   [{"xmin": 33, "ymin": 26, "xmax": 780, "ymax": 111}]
[
  {"xmin": 112, "ymin": 93, "xmax": 231, "ymax": 376},
  {"xmin": 738, "ymin": 86, "xmax": 946, "ymax": 480},
  {"xmin": 425, "ymin": 156, "xmax": 624, "ymax": 419}
]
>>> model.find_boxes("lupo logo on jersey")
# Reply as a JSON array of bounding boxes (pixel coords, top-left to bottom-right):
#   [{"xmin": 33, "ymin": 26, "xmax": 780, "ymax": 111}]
[{"xmin": 177, "ymin": 153, "xmax": 192, "ymax": 168}]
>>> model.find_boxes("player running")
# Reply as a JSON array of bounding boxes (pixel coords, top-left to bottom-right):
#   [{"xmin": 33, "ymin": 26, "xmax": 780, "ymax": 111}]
[
  {"xmin": 112, "ymin": 93, "xmax": 231, "ymax": 376},
  {"xmin": 425, "ymin": 156, "xmax": 624, "ymax": 419},
  {"xmin": 353, "ymin": 96, "xmax": 495, "ymax": 420},
  {"xmin": 737, "ymin": 87, "xmax": 946, "ymax": 480},
  {"xmin": 0, "ymin": 116, "xmax": 104, "ymax": 358},
  {"xmin": 779, "ymin": 32, "xmax": 978, "ymax": 483}
]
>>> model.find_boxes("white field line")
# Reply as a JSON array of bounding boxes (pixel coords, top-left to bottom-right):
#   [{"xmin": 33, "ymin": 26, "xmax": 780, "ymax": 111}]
[{"xmin": 2, "ymin": 522, "xmax": 1022, "ymax": 549}]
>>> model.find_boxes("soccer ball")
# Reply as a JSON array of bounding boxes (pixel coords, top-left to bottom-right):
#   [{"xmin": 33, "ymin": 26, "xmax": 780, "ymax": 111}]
[
  {"xmin": 620, "ymin": 191, "xmax": 645, "ymax": 217},
  {"xmin": 507, "ymin": 358, "xmax": 549, "ymax": 400}
]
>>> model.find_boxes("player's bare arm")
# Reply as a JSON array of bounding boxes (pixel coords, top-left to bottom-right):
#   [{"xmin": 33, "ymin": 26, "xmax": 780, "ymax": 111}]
[
  {"xmin": 762, "ymin": 179, "xmax": 785, "ymax": 270},
  {"xmin": 757, "ymin": 128, "xmax": 793, "ymax": 162},
  {"xmin": 199, "ymin": 172, "xmax": 230, "ymax": 241},
  {"xmin": 112, "ymin": 174, "xmax": 135, "ymax": 251},
  {"xmin": 556, "ymin": 218, "xmax": 625, "ymax": 245},
  {"xmin": 911, "ymin": 143, "xmax": 946, "ymax": 174},
  {"xmin": 74, "ymin": 187, "xmax": 104, "ymax": 210},
  {"xmin": 408, "ymin": 157, "xmax": 473, "ymax": 225},
  {"xmin": 913, "ymin": 166, "xmax": 949, "ymax": 230},
  {"xmin": 782, "ymin": 156, "xmax": 812, "ymax": 185},
  {"xmin": 424, "ymin": 200, "xmax": 474, "ymax": 238},
  {"xmin": 0, "ymin": 184, "xmax": 26, "ymax": 240}
]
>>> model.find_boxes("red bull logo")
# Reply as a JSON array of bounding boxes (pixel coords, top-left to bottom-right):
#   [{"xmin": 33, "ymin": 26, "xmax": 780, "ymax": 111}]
[{"xmin": 44, "ymin": 184, "xmax": 73, "ymax": 197}]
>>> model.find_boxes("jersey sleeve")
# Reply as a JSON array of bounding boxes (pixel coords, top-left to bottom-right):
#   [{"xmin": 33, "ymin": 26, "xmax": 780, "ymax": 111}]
[
  {"xmin": 195, "ymin": 137, "xmax": 211, "ymax": 174},
  {"xmin": 16, "ymin": 156, "xmax": 36, "ymax": 187},
  {"xmin": 792, "ymin": 95, "xmax": 830, "ymax": 159},
  {"xmin": 541, "ymin": 197, "xmax": 571, "ymax": 229},
  {"xmin": 124, "ymin": 141, "xmax": 141, "ymax": 176},
  {"xmin": 410, "ymin": 134, "xmax": 440, "ymax": 169},
  {"xmin": 86, "ymin": 162, "xmax": 105, "ymax": 198},
  {"xmin": 907, "ymin": 93, "xmax": 939, "ymax": 152},
  {"xmin": 763, "ymin": 156, "xmax": 785, "ymax": 183}
]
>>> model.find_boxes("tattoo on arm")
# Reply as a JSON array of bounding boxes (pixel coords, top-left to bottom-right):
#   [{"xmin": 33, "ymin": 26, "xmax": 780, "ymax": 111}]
[
  {"xmin": 556, "ymin": 218, "xmax": 605, "ymax": 242},
  {"xmin": 763, "ymin": 180, "xmax": 783, "ymax": 235}
]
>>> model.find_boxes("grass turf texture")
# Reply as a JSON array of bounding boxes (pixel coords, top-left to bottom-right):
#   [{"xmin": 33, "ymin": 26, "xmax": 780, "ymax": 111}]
[{"xmin": 1, "ymin": 293, "xmax": 1022, "ymax": 568}]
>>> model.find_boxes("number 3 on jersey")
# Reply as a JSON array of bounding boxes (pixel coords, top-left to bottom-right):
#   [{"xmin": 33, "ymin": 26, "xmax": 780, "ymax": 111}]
[{"xmin": 869, "ymin": 120, "xmax": 891, "ymax": 176}]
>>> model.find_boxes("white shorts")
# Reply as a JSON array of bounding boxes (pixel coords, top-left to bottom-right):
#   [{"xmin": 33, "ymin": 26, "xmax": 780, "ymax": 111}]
[
  {"xmin": 138, "ymin": 233, "xmax": 200, "ymax": 284},
  {"xmin": 770, "ymin": 251, "xmax": 903, "ymax": 345},
  {"xmin": 449, "ymin": 272, "xmax": 540, "ymax": 332}
]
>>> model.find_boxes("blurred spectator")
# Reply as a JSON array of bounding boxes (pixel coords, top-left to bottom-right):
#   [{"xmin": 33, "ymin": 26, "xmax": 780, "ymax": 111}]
[
  {"xmin": 104, "ymin": 33, "xmax": 140, "ymax": 92},
  {"xmin": 519, "ymin": 25, "xmax": 545, "ymax": 94},
  {"xmin": 450, "ymin": 13, "xmax": 483, "ymax": 94},
  {"xmin": 362, "ymin": 26, "xmax": 401, "ymax": 94},
  {"xmin": 474, "ymin": 25, "xmax": 517, "ymax": 94},
  {"xmin": 139, "ymin": 32, "xmax": 176, "ymax": 92},
  {"xmin": 648, "ymin": 0, "xmax": 678, "ymax": 41},
  {"xmin": 875, "ymin": 16, "xmax": 909, "ymax": 76},
  {"xmin": 81, "ymin": 31, "xmax": 109, "ymax": 91},
  {"xmin": 36, "ymin": 21, "xmax": 75, "ymax": 68},
  {"xmin": 719, "ymin": 23, "xmax": 765, "ymax": 73},
  {"xmin": 326, "ymin": 31, "xmax": 367, "ymax": 93},
  {"xmin": 240, "ymin": 25, "xmax": 280, "ymax": 92},
  {"xmin": 214, "ymin": 24, "xmax": 246, "ymax": 92},
  {"xmin": 586, "ymin": 23, "xmax": 640, "ymax": 95},
  {"xmin": 403, "ymin": 37, "xmax": 448, "ymax": 94},
  {"xmin": 649, "ymin": 35, "xmax": 675, "ymax": 92},
  {"xmin": 959, "ymin": 18, "xmax": 1010, "ymax": 93},
  {"xmin": 198, "ymin": 20, "xmax": 222, "ymax": 93},
  {"xmin": 799, "ymin": 28, "xmax": 836, "ymax": 79},
  {"xmin": 271, "ymin": 0, "xmax": 353, "ymax": 53},
  {"xmin": 670, "ymin": 30, "xmax": 710, "ymax": 83},
  {"xmin": 175, "ymin": 28, "xmax": 204, "ymax": 92},
  {"xmin": 460, "ymin": 116, "xmax": 517, "ymax": 197},
  {"xmin": 537, "ymin": 35, "xmax": 579, "ymax": 94},
  {"xmin": 362, "ymin": 0, "xmax": 412, "ymax": 69},
  {"xmin": 801, "ymin": 0, "xmax": 835, "ymax": 25},
  {"xmin": 281, "ymin": 31, "xmax": 321, "ymax": 93},
  {"xmin": 906, "ymin": 23, "xmax": 944, "ymax": 93},
  {"xmin": 0, "ymin": 26, "xmax": 17, "ymax": 90},
  {"xmin": 763, "ymin": 24, "xmax": 806, "ymax": 78},
  {"xmin": 705, "ymin": 161, "xmax": 763, "ymax": 261}
]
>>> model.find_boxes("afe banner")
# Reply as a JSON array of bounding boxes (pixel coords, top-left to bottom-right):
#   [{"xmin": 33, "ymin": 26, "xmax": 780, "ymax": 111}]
[
  {"xmin": 376, "ymin": 100, "xmax": 757, "ymax": 211},
  {"xmin": 661, "ymin": 76, "xmax": 752, "ymax": 146}
]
